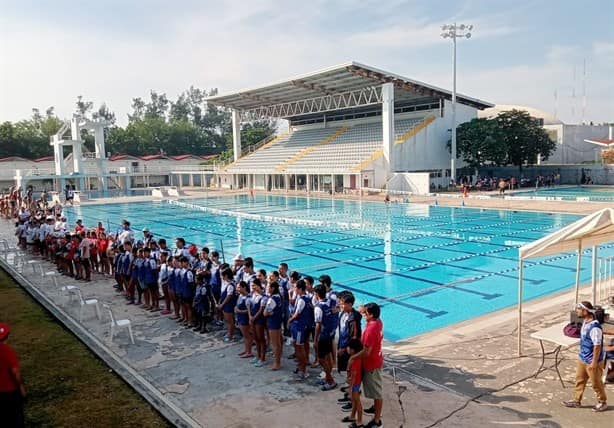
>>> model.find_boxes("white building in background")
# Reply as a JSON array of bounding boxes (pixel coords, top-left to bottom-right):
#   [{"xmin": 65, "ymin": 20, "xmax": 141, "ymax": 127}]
[{"xmin": 479, "ymin": 104, "xmax": 611, "ymax": 164}]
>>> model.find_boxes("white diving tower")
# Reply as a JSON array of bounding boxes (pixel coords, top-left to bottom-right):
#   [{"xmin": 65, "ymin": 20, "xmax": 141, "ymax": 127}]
[{"xmin": 50, "ymin": 114, "xmax": 109, "ymax": 190}]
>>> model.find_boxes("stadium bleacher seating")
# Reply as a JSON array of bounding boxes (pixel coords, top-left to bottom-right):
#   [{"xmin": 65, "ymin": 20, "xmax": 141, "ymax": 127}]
[
  {"xmin": 284, "ymin": 118, "xmax": 422, "ymax": 173},
  {"xmin": 224, "ymin": 127, "xmax": 340, "ymax": 173},
  {"xmin": 225, "ymin": 117, "xmax": 427, "ymax": 174}
]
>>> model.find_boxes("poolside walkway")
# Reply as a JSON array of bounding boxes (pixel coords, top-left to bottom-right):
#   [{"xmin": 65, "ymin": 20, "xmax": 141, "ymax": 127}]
[
  {"xmin": 0, "ymin": 222, "xmax": 574, "ymax": 428},
  {"xmin": 78, "ymin": 187, "xmax": 613, "ymax": 216}
]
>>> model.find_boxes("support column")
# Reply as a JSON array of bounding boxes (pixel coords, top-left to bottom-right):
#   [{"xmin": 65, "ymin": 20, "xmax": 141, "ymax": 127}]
[
  {"xmin": 232, "ymin": 109, "xmax": 242, "ymax": 161},
  {"xmin": 53, "ymin": 140, "xmax": 65, "ymax": 176},
  {"xmin": 331, "ymin": 174, "xmax": 334, "ymax": 195},
  {"xmin": 592, "ymin": 246, "xmax": 598, "ymax": 303},
  {"xmin": 306, "ymin": 174, "xmax": 311, "ymax": 193},
  {"xmin": 381, "ymin": 82, "xmax": 395, "ymax": 176},
  {"xmin": 71, "ymin": 116, "xmax": 83, "ymax": 174},
  {"xmin": 284, "ymin": 174, "xmax": 289, "ymax": 193}
]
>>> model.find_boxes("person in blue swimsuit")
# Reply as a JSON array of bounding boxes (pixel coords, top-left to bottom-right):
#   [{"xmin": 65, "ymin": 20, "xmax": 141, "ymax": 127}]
[
  {"xmin": 314, "ymin": 284, "xmax": 339, "ymax": 391},
  {"xmin": 180, "ymin": 257, "xmax": 195, "ymax": 327},
  {"xmin": 234, "ymin": 281, "xmax": 253, "ymax": 359},
  {"xmin": 264, "ymin": 281, "xmax": 283, "ymax": 370},
  {"xmin": 249, "ymin": 278, "xmax": 268, "ymax": 367},
  {"xmin": 218, "ymin": 268, "xmax": 237, "ymax": 342},
  {"xmin": 287, "ymin": 280, "xmax": 311, "ymax": 380},
  {"xmin": 192, "ymin": 272, "xmax": 212, "ymax": 334}
]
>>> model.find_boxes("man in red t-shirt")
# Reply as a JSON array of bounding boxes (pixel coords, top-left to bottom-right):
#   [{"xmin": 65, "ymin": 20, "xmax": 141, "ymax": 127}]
[
  {"xmin": 0, "ymin": 323, "xmax": 26, "ymax": 427},
  {"xmin": 349, "ymin": 303, "xmax": 384, "ymax": 428}
]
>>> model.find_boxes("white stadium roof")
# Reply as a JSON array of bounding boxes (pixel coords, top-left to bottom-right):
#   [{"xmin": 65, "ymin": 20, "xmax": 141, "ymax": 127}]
[{"xmin": 207, "ymin": 62, "xmax": 493, "ymax": 119}]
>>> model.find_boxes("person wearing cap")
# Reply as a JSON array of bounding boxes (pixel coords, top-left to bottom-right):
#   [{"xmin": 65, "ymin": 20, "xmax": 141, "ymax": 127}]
[
  {"xmin": 232, "ymin": 253, "xmax": 245, "ymax": 276},
  {"xmin": 142, "ymin": 228, "xmax": 154, "ymax": 247},
  {"xmin": 0, "ymin": 323, "xmax": 26, "ymax": 428},
  {"xmin": 562, "ymin": 301, "xmax": 608, "ymax": 412}
]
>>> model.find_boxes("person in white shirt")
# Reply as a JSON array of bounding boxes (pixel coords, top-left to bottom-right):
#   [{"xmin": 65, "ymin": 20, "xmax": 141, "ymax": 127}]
[
  {"xmin": 117, "ymin": 220, "xmax": 134, "ymax": 245},
  {"xmin": 78, "ymin": 234, "xmax": 92, "ymax": 281}
]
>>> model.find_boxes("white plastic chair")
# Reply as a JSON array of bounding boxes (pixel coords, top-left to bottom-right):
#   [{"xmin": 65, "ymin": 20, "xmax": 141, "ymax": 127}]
[
  {"xmin": 51, "ymin": 271, "xmax": 78, "ymax": 299},
  {"xmin": 102, "ymin": 304, "xmax": 134, "ymax": 344},
  {"xmin": 0, "ymin": 239, "xmax": 12, "ymax": 260},
  {"xmin": 74, "ymin": 288, "xmax": 101, "ymax": 322}
]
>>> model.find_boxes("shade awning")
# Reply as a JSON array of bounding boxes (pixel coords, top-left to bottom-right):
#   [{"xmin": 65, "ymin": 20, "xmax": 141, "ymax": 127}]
[
  {"xmin": 519, "ymin": 208, "xmax": 614, "ymax": 260},
  {"xmin": 206, "ymin": 62, "xmax": 493, "ymax": 113}
]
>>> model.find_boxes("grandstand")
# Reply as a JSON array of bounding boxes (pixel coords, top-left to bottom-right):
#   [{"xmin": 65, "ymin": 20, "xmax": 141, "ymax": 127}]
[{"xmin": 208, "ymin": 62, "xmax": 492, "ymax": 193}]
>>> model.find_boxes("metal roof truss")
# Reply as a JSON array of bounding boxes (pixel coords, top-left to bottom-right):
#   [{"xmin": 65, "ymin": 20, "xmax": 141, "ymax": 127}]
[{"xmin": 241, "ymin": 85, "xmax": 382, "ymax": 121}]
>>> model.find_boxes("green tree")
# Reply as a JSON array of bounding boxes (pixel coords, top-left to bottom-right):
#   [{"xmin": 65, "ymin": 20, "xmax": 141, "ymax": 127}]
[
  {"xmin": 92, "ymin": 103, "xmax": 117, "ymax": 125},
  {"xmin": 129, "ymin": 97, "xmax": 146, "ymax": 123},
  {"xmin": 220, "ymin": 119, "xmax": 277, "ymax": 161},
  {"xmin": 496, "ymin": 110, "xmax": 556, "ymax": 168},
  {"xmin": 75, "ymin": 96, "xmax": 93, "ymax": 115},
  {"xmin": 454, "ymin": 118, "xmax": 507, "ymax": 169},
  {"xmin": 144, "ymin": 91, "xmax": 169, "ymax": 120},
  {"xmin": 0, "ymin": 121, "xmax": 16, "ymax": 157},
  {"xmin": 453, "ymin": 109, "xmax": 556, "ymax": 170}
]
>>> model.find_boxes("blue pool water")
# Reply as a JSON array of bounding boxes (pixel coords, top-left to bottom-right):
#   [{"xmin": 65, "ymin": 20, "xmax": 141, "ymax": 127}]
[
  {"xmin": 65, "ymin": 195, "xmax": 614, "ymax": 341},
  {"xmin": 511, "ymin": 186, "xmax": 614, "ymax": 202}
]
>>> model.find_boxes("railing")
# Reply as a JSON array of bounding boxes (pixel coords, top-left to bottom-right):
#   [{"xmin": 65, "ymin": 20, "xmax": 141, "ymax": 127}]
[
  {"xmin": 597, "ymin": 255, "xmax": 614, "ymax": 305},
  {"xmin": 10, "ymin": 168, "xmax": 56, "ymax": 178},
  {"xmin": 168, "ymin": 164, "xmax": 220, "ymax": 173},
  {"xmin": 245, "ymin": 133, "xmax": 278, "ymax": 154}
]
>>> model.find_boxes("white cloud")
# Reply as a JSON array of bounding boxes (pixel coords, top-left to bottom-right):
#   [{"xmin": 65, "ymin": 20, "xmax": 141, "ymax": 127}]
[
  {"xmin": 437, "ymin": 44, "xmax": 614, "ymax": 124},
  {"xmin": 0, "ymin": 3, "xmax": 612, "ymax": 127}
]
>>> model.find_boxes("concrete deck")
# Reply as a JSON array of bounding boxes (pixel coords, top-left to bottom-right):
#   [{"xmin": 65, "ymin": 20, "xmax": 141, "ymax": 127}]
[
  {"xmin": 2, "ymin": 192, "xmax": 613, "ymax": 427},
  {"xmin": 79, "ymin": 186, "xmax": 612, "ymax": 216}
]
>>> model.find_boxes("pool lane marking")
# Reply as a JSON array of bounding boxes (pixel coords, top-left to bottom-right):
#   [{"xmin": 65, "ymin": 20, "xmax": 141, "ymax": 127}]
[
  {"xmin": 72, "ymin": 204, "xmax": 584, "ymax": 288},
  {"xmin": 71, "ymin": 202, "xmax": 601, "ymax": 301}
]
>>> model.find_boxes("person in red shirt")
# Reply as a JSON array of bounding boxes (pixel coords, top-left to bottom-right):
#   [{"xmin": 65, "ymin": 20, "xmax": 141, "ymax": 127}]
[
  {"xmin": 74, "ymin": 219, "xmax": 85, "ymax": 233},
  {"xmin": 349, "ymin": 303, "xmax": 384, "ymax": 428},
  {"xmin": 0, "ymin": 323, "xmax": 26, "ymax": 428},
  {"xmin": 342, "ymin": 338, "xmax": 364, "ymax": 428}
]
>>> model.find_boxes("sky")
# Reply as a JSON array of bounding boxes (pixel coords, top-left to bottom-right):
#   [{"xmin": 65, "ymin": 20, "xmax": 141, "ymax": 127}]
[{"xmin": 0, "ymin": 0, "xmax": 612, "ymax": 126}]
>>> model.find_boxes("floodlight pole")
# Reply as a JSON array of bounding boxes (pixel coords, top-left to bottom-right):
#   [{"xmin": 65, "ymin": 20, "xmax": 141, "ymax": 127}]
[
  {"xmin": 441, "ymin": 23, "xmax": 472, "ymax": 185},
  {"xmin": 452, "ymin": 34, "xmax": 457, "ymax": 184}
]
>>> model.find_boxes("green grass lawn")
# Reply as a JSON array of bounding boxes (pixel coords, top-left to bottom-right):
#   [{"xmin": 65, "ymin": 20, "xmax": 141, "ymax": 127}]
[{"xmin": 0, "ymin": 269, "xmax": 172, "ymax": 427}]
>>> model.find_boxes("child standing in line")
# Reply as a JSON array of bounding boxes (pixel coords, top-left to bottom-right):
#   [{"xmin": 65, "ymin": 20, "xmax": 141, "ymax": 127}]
[
  {"xmin": 192, "ymin": 273, "xmax": 211, "ymax": 334},
  {"xmin": 180, "ymin": 257, "xmax": 195, "ymax": 327},
  {"xmin": 264, "ymin": 281, "xmax": 283, "ymax": 370},
  {"xmin": 158, "ymin": 252, "xmax": 172, "ymax": 315},
  {"xmin": 218, "ymin": 268, "xmax": 237, "ymax": 341},
  {"xmin": 288, "ymin": 279, "xmax": 310, "ymax": 379},
  {"xmin": 235, "ymin": 281, "xmax": 253, "ymax": 358},
  {"xmin": 133, "ymin": 248, "xmax": 144, "ymax": 306},
  {"xmin": 142, "ymin": 247, "xmax": 157, "ymax": 310},
  {"xmin": 343, "ymin": 338, "xmax": 364, "ymax": 428}
]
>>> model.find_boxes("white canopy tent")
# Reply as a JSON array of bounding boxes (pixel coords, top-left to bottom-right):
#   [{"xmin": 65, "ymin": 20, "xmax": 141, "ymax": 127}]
[{"xmin": 517, "ymin": 208, "xmax": 614, "ymax": 355}]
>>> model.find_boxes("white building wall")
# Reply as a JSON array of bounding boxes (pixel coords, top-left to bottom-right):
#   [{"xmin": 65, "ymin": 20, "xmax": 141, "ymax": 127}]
[
  {"xmin": 543, "ymin": 124, "xmax": 610, "ymax": 164},
  {"xmin": 394, "ymin": 100, "xmax": 478, "ymax": 172}
]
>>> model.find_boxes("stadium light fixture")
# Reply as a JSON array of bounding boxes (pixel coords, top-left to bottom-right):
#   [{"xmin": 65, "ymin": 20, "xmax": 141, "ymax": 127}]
[{"xmin": 440, "ymin": 23, "xmax": 473, "ymax": 185}]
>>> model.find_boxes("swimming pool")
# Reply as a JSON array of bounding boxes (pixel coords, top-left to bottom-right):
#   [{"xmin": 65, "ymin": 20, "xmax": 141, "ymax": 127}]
[
  {"xmin": 66, "ymin": 195, "xmax": 614, "ymax": 341},
  {"xmin": 510, "ymin": 186, "xmax": 614, "ymax": 202}
]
